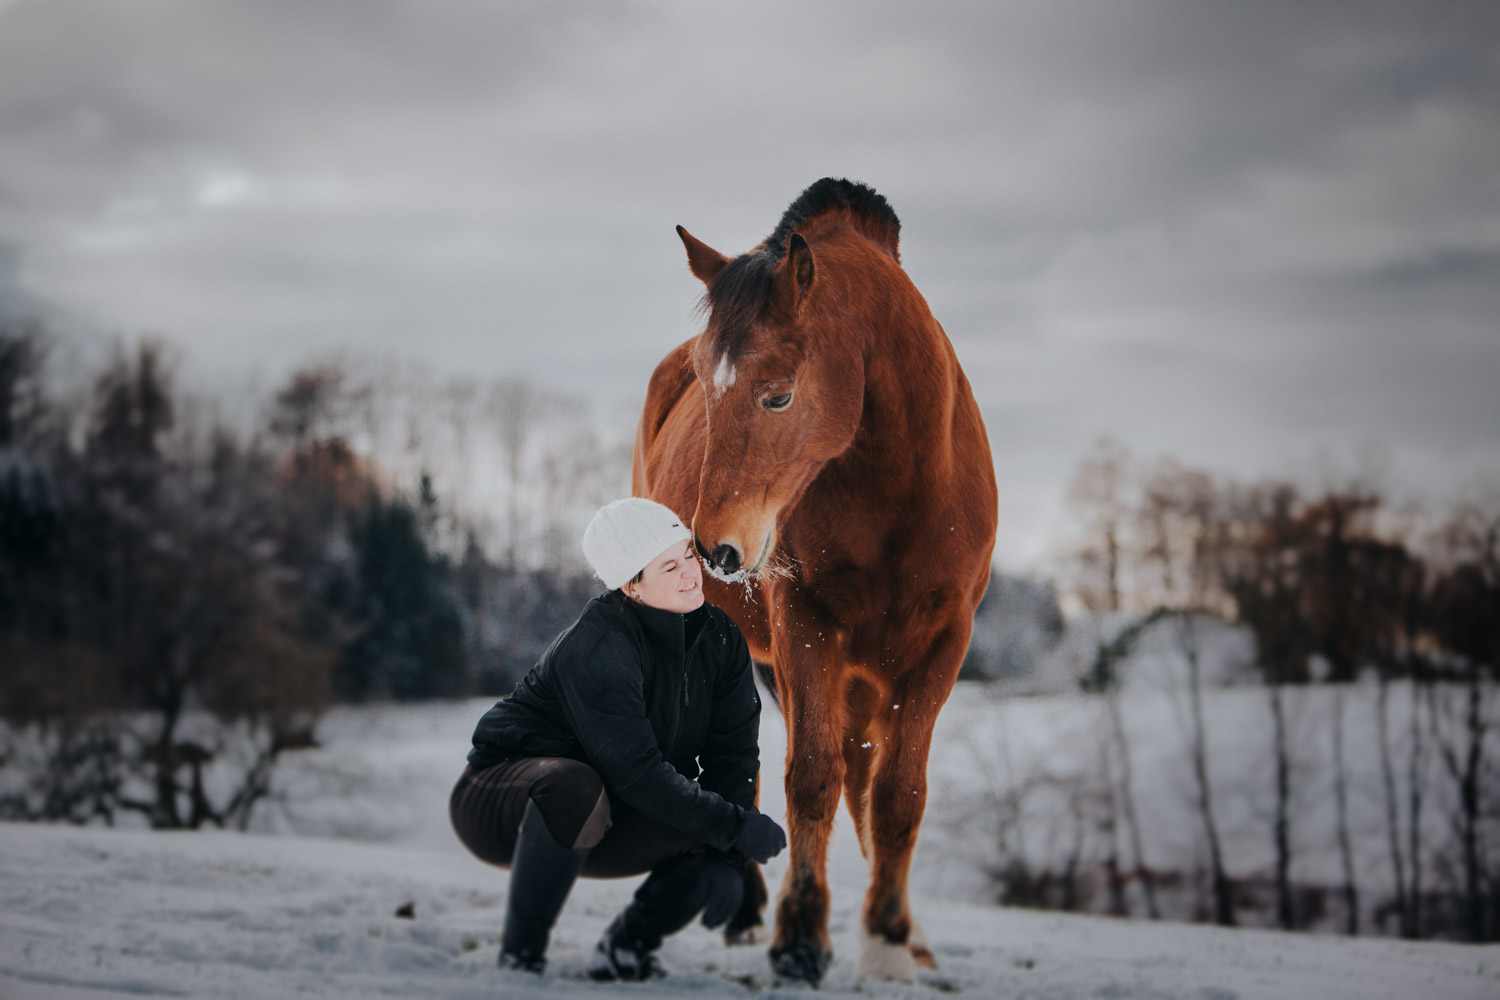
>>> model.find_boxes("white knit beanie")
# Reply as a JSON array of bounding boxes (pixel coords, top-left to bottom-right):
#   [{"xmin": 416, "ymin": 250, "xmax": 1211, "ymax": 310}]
[{"xmin": 581, "ymin": 497, "xmax": 693, "ymax": 590}]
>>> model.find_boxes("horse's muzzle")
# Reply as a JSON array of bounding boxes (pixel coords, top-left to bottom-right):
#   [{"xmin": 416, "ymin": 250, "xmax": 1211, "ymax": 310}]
[{"xmin": 698, "ymin": 540, "xmax": 742, "ymax": 576}]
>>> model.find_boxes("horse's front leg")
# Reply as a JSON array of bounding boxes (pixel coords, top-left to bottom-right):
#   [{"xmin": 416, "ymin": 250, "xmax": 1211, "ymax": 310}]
[
  {"xmin": 768, "ymin": 624, "xmax": 845, "ymax": 984},
  {"xmin": 859, "ymin": 614, "xmax": 970, "ymax": 982}
]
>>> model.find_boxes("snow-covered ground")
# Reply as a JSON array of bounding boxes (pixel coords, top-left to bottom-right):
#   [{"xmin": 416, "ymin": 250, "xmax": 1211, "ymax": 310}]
[{"xmin": 3, "ymin": 683, "xmax": 1498, "ymax": 999}]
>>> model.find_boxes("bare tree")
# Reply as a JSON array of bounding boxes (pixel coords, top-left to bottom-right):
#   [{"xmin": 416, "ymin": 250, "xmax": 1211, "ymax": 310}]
[
  {"xmin": 438, "ymin": 374, "xmax": 483, "ymax": 527},
  {"xmin": 487, "ymin": 376, "xmax": 561, "ymax": 568},
  {"xmin": 1067, "ymin": 436, "xmax": 1132, "ymax": 613},
  {"xmin": 1408, "ymin": 653, "xmax": 1430, "ymax": 937},
  {"xmin": 1426, "ymin": 492, "xmax": 1499, "ymax": 941},
  {"xmin": 1329, "ymin": 684, "xmax": 1359, "ymax": 933},
  {"xmin": 1136, "ymin": 461, "xmax": 1235, "ymax": 926},
  {"xmin": 1219, "ymin": 481, "xmax": 1308, "ymax": 929},
  {"xmin": 1297, "ymin": 489, "xmax": 1392, "ymax": 935},
  {"xmin": 1388, "ymin": 509, "xmax": 1435, "ymax": 938},
  {"xmin": 1373, "ymin": 547, "xmax": 1425, "ymax": 937},
  {"xmin": 267, "ymin": 364, "xmax": 351, "ymax": 451},
  {"xmin": 1064, "ymin": 441, "xmax": 1167, "ymax": 918},
  {"xmin": 1110, "ymin": 698, "xmax": 1159, "ymax": 917}
]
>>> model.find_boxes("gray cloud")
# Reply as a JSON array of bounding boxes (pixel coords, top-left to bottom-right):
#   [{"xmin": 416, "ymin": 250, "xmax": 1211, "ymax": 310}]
[{"xmin": 1, "ymin": 0, "xmax": 1496, "ymax": 567}]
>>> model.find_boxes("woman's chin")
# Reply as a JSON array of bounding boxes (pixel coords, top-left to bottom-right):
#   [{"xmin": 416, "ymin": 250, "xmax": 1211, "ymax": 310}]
[{"xmin": 678, "ymin": 589, "xmax": 705, "ymax": 612}]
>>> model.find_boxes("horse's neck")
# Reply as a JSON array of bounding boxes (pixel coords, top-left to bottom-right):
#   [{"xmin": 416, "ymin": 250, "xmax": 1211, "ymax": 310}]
[
  {"xmin": 804, "ymin": 246, "xmax": 960, "ymax": 505},
  {"xmin": 845, "ymin": 325, "xmax": 956, "ymax": 495}
]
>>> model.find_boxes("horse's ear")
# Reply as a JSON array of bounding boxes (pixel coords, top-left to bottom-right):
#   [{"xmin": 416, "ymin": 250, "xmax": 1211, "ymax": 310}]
[
  {"xmin": 677, "ymin": 225, "xmax": 730, "ymax": 286},
  {"xmin": 789, "ymin": 233, "xmax": 815, "ymax": 298},
  {"xmin": 772, "ymin": 232, "xmax": 816, "ymax": 318}
]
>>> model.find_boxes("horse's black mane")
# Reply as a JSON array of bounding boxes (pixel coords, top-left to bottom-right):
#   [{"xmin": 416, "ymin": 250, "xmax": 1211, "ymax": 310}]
[
  {"xmin": 766, "ymin": 177, "xmax": 900, "ymax": 263},
  {"xmin": 703, "ymin": 179, "xmax": 900, "ymax": 354}
]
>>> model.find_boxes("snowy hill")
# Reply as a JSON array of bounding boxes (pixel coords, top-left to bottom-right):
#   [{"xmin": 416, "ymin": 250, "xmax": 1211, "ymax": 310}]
[{"xmin": 3, "ymin": 687, "xmax": 1498, "ymax": 999}]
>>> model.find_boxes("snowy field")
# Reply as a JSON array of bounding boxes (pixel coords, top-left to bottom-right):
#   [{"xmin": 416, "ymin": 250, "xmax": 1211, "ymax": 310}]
[{"xmin": 4, "ymin": 682, "xmax": 1498, "ymax": 999}]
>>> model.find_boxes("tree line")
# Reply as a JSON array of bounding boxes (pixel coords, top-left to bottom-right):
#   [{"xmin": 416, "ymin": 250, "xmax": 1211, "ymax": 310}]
[
  {"xmin": 0, "ymin": 322, "xmax": 628, "ymax": 831},
  {"xmin": 971, "ymin": 437, "xmax": 1496, "ymax": 941}
]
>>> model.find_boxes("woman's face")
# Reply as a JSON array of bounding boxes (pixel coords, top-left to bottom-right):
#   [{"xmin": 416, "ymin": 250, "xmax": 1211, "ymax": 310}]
[{"xmin": 625, "ymin": 538, "xmax": 705, "ymax": 614}]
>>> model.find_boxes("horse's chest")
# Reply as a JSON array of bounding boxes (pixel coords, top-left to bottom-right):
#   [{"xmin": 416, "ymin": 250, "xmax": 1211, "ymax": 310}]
[{"xmin": 795, "ymin": 571, "xmax": 961, "ymax": 674}]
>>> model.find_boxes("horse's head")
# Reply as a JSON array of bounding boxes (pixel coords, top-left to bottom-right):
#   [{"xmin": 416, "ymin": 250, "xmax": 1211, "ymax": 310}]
[{"xmin": 676, "ymin": 225, "xmax": 865, "ymax": 581}]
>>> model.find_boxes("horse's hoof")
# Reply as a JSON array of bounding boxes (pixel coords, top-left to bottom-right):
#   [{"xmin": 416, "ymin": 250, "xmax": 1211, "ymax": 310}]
[
  {"xmin": 857, "ymin": 928, "xmax": 916, "ymax": 984},
  {"xmin": 770, "ymin": 940, "xmax": 832, "ymax": 984}
]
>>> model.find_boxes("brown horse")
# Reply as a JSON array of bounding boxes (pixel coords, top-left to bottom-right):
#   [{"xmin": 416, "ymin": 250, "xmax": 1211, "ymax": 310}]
[{"xmin": 633, "ymin": 178, "xmax": 997, "ymax": 984}]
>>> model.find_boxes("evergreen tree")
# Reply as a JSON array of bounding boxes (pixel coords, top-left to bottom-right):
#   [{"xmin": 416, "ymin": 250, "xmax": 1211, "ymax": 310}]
[{"xmin": 337, "ymin": 492, "xmax": 467, "ymax": 701}]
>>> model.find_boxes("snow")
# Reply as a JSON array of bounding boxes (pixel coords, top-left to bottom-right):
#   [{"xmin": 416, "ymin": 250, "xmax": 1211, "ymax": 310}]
[
  {"xmin": 3, "ymin": 687, "xmax": 1498, "ymax": 999},
  {"xmin": 5, "ymin": 820, "xmax": 1495, "ymax": 1000}
]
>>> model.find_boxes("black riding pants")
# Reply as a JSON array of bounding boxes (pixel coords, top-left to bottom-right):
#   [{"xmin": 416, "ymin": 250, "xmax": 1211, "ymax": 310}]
[{"xmin": 449, "ymin": 757, "xmax": 702, "ymax": 878}]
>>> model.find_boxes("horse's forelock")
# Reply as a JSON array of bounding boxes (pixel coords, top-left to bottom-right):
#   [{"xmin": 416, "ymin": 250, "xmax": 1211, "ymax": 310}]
[{"xmin": 701, "ymin": 250, "xmax": 778, "ymax": 358}]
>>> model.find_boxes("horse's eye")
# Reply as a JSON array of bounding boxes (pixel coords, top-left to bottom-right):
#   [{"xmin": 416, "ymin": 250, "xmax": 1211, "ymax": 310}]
[{"xmin": 763, "ymin": 393, "xmax": 793, "ymax": 411}]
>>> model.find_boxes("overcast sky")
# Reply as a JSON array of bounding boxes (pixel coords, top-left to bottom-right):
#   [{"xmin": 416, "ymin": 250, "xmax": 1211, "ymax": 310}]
[{"xmin": 2, "ymin": 0, "xmax": 1496, "ymax": 569}]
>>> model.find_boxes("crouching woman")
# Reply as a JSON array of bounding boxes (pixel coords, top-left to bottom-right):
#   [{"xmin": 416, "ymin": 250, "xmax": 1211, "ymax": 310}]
[{"xmin": 450, "ymin": 497, "xmax": 786, "ymax": 979}]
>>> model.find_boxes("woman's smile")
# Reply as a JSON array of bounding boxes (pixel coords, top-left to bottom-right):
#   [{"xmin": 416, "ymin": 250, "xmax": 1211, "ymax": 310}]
[{"xmin": 627, "ymin": 539, "xmax": 706, "ymax": 613}]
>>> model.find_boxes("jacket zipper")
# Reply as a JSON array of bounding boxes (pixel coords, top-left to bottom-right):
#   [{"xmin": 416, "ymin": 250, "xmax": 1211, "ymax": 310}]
[{"xmin": 664, "ymin": 622, "xmax": 706, "ymax": 756}]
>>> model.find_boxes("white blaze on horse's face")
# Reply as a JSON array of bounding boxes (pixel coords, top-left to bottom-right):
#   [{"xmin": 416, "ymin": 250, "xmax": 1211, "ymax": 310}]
[{"xmin": 711, "ymin": 353, "xmax": 737, "ymax": 398}]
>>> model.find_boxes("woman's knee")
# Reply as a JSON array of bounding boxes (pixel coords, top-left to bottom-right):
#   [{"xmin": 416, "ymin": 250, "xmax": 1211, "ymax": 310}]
[{"xmin": 528, "ymin": 758, "xmax": 612, "ymax": 850}]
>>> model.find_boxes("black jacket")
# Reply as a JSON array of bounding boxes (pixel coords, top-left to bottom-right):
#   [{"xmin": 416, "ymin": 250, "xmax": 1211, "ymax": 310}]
[{"xmin": 467, "ymin": 590, "xmax": 761, "ymax": 852}]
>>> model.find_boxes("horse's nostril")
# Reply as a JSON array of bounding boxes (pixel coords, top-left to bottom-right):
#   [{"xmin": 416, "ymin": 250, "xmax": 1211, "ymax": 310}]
[{"xmin": 711, "ymin": 544, "xmax": 741, "ymax": 574}]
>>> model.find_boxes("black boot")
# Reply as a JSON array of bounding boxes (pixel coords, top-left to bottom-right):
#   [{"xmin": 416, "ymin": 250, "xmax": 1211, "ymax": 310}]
[
  {"xmin": 587, "ymin": 854, "xmax": 705, "ymax": 981},
  {"xmin": 499, "ymin": 799, "xmax": 588, "ymax": 973}
]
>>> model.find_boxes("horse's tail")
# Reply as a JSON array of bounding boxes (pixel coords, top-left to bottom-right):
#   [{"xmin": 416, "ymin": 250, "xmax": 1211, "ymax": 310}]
[{"xmin": 632, "ymin": 338, "xmax": 697, "ymax": 495}]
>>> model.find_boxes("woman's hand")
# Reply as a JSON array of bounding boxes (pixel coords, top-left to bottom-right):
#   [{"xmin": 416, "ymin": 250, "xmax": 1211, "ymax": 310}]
[
  {"xmin": 732, "ymin": 811, "xmax": 787, "ymax": 864},
  {"xmin": 696, "ymin": 859, "xmax": 744, "ymax": 928}
]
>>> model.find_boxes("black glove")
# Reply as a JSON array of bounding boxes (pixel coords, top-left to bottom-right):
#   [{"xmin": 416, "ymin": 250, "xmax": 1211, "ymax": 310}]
[
  {"xmin": 696, "ymin": 858, "xmax": 744, "ymax": 929},
  {"xmin": 732, "ymin": 811, "xmax": 787, "ymax": 864}
]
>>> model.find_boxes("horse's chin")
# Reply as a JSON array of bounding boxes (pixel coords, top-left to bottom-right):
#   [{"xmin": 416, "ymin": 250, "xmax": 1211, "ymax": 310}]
[{"xmin": 704, "ymin": 561, "xmax": 749, "ymax": 585}]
